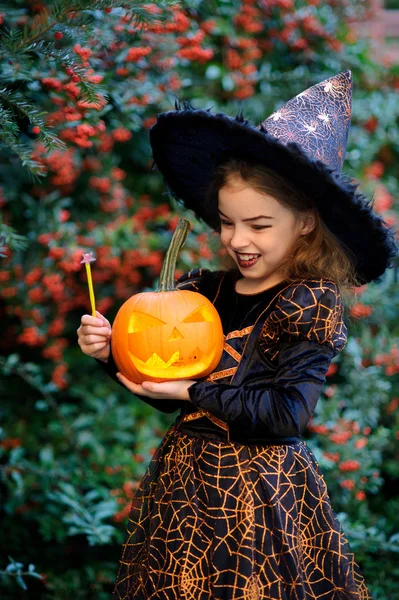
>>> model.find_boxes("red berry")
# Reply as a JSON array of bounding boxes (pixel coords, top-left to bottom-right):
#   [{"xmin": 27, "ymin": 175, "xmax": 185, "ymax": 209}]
[
  {"xmin": 54, "ymin": 32, "xmax": 63, "ymax": 40},
  {"xmin": 65, "ymin": 67, "xmax": 74, "ymax": 76},
  {"xmin": 32, "ymin": 126, "xmax": 41, "ymax": 135},
  {"xmin": 71, "ymin": 74, "xmax": 80, "ymax": 83},
  {"xmin": 104, "ymin": 7, "xmax": 112, "ymax": 13}
]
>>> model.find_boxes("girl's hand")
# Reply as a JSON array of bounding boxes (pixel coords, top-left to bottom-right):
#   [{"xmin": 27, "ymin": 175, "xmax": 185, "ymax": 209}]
[
  {"xmin": 77, "ymin": 310, "xmax": 112, "ymax": 362},
  {"xmin": 116, "ymin": 373, "xmax": 197, "ymax": 401}
]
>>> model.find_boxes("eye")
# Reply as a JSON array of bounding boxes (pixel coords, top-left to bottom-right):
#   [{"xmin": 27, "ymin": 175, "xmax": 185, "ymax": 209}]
[
  {"xmin": 129, "ymin": 311, "xmax": 166, "ymax": 332},
  {"xmin": 220, "ymin": 220, "xmax": 271, "ymax": 231}
]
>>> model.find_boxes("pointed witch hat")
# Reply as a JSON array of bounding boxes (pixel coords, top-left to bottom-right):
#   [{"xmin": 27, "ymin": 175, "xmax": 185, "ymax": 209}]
[{"xmin": 149, "ymin": 70, "xmax": 397, "ymax": 285}]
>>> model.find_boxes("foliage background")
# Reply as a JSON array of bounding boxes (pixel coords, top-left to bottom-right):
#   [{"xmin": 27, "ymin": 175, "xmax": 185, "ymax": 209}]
[{"xmin": 0, "ymin": 0, "xmax": 398, "ymax": 597}]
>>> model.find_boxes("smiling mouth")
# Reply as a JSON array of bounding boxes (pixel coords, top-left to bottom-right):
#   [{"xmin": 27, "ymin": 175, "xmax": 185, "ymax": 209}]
[
  {"xmin": 235, "ymin": 253, "xmax": 261, "ymax": 260},
  {"xmin": 235, "ymin": 253, "xmax": 262, "ymax": 268}
]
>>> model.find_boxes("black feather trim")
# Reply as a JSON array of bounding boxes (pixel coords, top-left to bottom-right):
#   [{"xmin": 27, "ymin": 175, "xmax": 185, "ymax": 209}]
[
  {"xmin": 174, "ymin": 98, "xmax": 197, "ymax": 112},
  {"xmin": 235, "ymin": 109, "xmax": 251, "ymax": 126}
]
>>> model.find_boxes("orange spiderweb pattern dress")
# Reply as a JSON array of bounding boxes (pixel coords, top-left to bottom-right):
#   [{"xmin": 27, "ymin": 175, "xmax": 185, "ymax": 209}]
[{"xmin": 98, "ymin": 268, "xmax": 371, "ymax": 600}]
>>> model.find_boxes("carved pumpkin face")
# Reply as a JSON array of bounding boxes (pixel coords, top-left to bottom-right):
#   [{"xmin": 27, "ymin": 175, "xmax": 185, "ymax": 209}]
[{"xmin": 111, "ymin": 290, "xmax": 224, "ymax": 383}]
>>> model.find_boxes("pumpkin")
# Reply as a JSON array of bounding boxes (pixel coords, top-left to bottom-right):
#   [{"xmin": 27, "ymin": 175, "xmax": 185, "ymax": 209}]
[{"xmin": 111, "ymin": 219, "xmax": 224, "ymax": 383}]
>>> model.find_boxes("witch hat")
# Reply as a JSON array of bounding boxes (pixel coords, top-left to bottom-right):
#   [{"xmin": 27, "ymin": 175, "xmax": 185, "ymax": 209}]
[{"xmin": 150, "ymin": 71, "xmax": 397, "ymax": 284}]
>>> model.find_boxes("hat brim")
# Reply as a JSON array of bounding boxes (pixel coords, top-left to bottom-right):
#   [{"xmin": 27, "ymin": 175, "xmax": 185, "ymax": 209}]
[{"xmin": 150, "ymin": 107, "xmax": 397, "ymax": 285}]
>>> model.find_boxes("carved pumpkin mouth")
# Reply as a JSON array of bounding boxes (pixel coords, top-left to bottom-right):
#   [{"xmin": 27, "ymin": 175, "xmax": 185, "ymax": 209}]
[
  {"xmin": 143, "ymin": 347, "xmax": 204, "ymax": 369},
  {"xmin": 128, "ymin": 335, "xmax": 207, "ymax": 371}
]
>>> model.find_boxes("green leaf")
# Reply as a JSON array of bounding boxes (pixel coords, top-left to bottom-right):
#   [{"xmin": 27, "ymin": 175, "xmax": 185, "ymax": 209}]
[{"xmin": 16, "ymin": 574, "xmax": 28, "ymax": 590}]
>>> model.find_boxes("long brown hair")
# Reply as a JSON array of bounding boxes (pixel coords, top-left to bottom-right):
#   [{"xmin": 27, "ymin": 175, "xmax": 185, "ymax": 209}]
[{"xmin": 206, "ymin": 157, "xmax": 363, "ymax": 307}]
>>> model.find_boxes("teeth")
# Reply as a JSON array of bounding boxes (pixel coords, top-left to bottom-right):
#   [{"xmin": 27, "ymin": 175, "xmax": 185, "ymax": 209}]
[{"xmin": 237, "ymin": 254, "xmax": 260, "ymax": 261}]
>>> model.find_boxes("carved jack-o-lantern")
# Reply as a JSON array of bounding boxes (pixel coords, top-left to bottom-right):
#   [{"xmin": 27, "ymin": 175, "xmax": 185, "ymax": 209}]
[{"xmin": 111, "ymin": 219, "xmax": 224, "ymax": 383}]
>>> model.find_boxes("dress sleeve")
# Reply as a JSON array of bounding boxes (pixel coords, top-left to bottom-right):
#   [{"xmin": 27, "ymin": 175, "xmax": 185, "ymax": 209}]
[
  {"xmin": 174, "ymin": 267, "xmax": 213, "ymax": 293},
  {"xmin": 187, "ymin": 280, "xmax": 348, "ymax": 438},
  {"xmin": 94, "ymin": 267, "xmax": 213, "ymax": 414}
]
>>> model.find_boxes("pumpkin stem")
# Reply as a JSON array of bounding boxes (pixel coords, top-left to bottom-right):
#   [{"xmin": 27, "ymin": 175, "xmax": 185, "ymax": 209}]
[{"xmin": 156, "ymin": 218, "xmax": 191, "ymax": 292}]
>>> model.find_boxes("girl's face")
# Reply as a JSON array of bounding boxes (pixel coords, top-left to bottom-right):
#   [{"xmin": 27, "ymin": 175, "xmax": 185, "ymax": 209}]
[{"xmin": 218, "ymin": 175, "xmax": 314, "ymax": 288}]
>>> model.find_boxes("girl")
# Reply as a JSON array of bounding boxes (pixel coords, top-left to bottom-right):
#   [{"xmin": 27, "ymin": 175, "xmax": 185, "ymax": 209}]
[{"xmin": 77, "ymin": 71, "xmax": 397, "ymax": 599}]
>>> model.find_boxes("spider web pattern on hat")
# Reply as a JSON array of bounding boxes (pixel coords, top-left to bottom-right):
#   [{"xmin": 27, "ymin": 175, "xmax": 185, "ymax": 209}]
[{"xmin": 260, "ymin": 70, "xmax": 352, "ymax": 172}]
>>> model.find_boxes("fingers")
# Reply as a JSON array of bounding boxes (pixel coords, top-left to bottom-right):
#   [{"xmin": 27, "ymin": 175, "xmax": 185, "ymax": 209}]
[
  {"xmin": 116, "ymin": 373, "xmax": 143, "ymax": 393},
  {"xmin": 77, "ymin": 324, "xmax": 111, "ymax": 341},
  {"xmin": 115, "ymin": 375, "xmax": 179, "ymax": 399},
  {"xmin": 77, "ymin": 312, "xmax": 112, "ymax": 358},
  {"xmin": 116, "ymin": 372, "xmax": 154, "ymax": 398},
  {"xmin": 95, "ymin": 310, "xmax": 111, "ymax": 328},
  {"xmin": 80, "ymin": 324, "xmax": 111, "ymax": 337},
  {"xmin": 81, "ymin": 314, "xmax": 107, "ymax": 327},
  {"xmin": 77, "ymin": 334, "xmax": 110, "ymax": 356},
  {"xmin": 79, "ymin": 313, "xmax": 111, "ymax": 336},
  {"xmin": 81, "ymin": 333, "xmax": 110, "ymax": 345}
]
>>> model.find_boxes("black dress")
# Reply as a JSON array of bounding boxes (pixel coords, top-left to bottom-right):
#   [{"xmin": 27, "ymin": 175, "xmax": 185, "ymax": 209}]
[{"xmin": 97, "ymin": 268, "xmax": 371, "ymax": 600}]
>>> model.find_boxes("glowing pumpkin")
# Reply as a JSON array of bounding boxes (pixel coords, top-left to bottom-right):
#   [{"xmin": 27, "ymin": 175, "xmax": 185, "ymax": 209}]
[{"xmin": 111, "ymin": 219, "xmax": 224, "ymax": 383}]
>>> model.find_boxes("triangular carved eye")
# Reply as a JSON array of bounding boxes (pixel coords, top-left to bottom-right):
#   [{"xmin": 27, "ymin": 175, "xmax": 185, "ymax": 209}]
[
  {"xmin": 130, "ymin": 311, "xmax": 166, "ymax": 332},
  {"xmin": 181, "ymin": 305, "xmax": 207, "ymax": 323}
]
